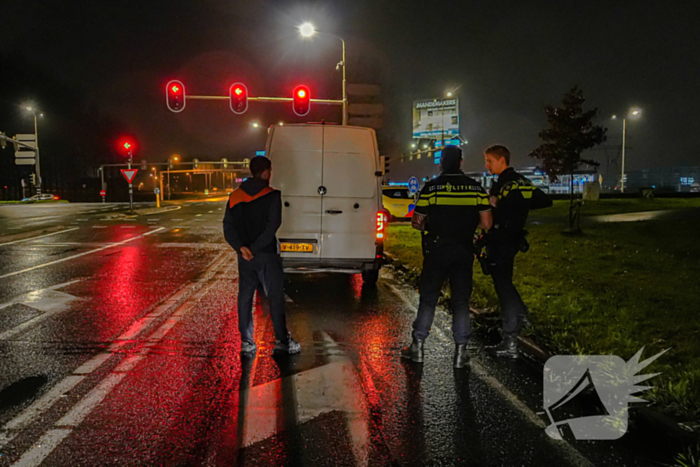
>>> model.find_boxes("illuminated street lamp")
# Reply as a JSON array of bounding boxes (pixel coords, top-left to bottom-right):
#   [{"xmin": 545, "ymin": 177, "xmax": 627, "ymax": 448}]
[
  {"xmin": 299, "ymin": 22, "xmax": 347, "ymax": 125},
  {"xmin": 22, "ymin": 104, "xmax": 43, "ymax": 194},
  {"xmin": 612, "ymin": 107, "xmax": 642, "ymax": 193},
  {"xmin": 251, "ymin": 122, "xmax": 260, "ymax": 128}
]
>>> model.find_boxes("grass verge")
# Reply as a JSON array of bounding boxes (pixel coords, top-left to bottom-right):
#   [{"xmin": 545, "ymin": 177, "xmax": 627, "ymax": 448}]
[{"xmin": 385, "ymin": 201, "xmax": 700, "ymax": 419}]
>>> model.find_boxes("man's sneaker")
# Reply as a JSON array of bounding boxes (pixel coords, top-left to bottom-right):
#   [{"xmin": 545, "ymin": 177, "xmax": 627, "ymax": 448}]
[
  {"xmin": 240, "ymin": 340, "xmax": 257, "ymax": 354},
  {"xmin": 274, "ymin": 335, "xmax": 301, "ymax": 355},
  {"xmin": 485, "ymin": 336, "xmax": 519, "ymax": 359}
]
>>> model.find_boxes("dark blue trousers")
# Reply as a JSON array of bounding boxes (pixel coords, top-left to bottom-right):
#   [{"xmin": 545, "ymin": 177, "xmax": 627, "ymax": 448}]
[
  {"xmin": 488, "ymin": 239, "xmax": 528, "ymax": 338},
  {"xmin": 237, "ymin": 252, "xmax": 289, "ymax": 343},
  {"xmin": 413, "ymin": 238, "xmax": 473, "ymax": 345}
]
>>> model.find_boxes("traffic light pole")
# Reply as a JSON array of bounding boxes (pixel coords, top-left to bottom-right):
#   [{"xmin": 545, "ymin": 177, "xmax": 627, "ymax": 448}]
[
  {"xmin": 32, "ymin": 112, "xmax": 42, "ymax": 196},
  {"xmin": 187, "ymin": 95, "xmax": 343, "ymax": 105}
]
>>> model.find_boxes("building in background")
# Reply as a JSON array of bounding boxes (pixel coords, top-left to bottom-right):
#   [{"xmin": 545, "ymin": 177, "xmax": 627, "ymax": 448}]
[
  {"xmin": 412, "ymin": 98, "xmax": 460, "ymax": 140},
  {"xmin": 625, "ymin": 164, "xmax": 700, "ymax": 192}
]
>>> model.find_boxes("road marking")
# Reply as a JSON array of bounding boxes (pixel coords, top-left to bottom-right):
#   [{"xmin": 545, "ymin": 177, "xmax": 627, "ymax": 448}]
[
  {"xmin": 0, "ymin": 252, "xmax": 231, "ymax": 452},
  {"xmin": 7, "ymin": 271, "xmax": 226, "ymax": 465},
  {"xmin": 196, "ymin": 214, "xmax": 202, "ymax": 216},
  {"xmin": 0, "ymin": 290, "xmax": 80, "ymax": 341},
  {"xmin": 171, "ymin": 219, "xmax": 183, "ymax": 221},
  {"xmin": 385, "ymin": 282, "xmax": 595, "ymax": 467},
  {"xmin": 208, "ymin": 211, "xmax": 213, "ymax": 213},
  {"xmin": 76, "ymin": 218, "xmax": 89, "ymax": 222},
  {"xmin": 0, "ymin": 227, "xmax": 80, "ymax": 247},
  {"xmin": 0, "ymin": 227, "xmax": 165, "ymax": 279},
  {"xmin": 11, "ymin": 429, "xmax": 72, "ymax": 467}
]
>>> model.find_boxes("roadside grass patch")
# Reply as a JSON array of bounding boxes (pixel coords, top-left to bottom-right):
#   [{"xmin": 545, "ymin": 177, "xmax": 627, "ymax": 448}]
[{"xmin": 385, "ymin": 202, "xmax": 700, "ymax": 418}]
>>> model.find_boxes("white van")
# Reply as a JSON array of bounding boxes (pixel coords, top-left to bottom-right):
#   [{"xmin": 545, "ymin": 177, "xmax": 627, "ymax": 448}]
[{"xmin": 265, "ymin": 123, "xmax": 385, "ymax": 284}]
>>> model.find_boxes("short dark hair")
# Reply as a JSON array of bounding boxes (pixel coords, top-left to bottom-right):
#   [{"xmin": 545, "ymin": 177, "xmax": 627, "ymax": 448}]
[
  {"xmin": 440, "ymin": 145, "xmax": 462, "ymax": 172},
  {"xmin": 485, "ymin": 145, "xmax": 511, "ymax": 166},
  {"xmin": 249, "ymin": 156, "xmax": 271, "ymax": 178}
]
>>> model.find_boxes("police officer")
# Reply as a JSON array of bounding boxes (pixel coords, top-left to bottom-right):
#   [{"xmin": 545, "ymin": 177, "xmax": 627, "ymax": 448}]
[
  {"xmin": 223, "ymin": 156, "xmax": 301, "ymax": 356},
  {"xmin": 402, "ymin": 146, "xmax": 492, "ymax": 368},
  {"xmin": 483, "ymin": 144, "xmax": 551, "ymax": 358}
]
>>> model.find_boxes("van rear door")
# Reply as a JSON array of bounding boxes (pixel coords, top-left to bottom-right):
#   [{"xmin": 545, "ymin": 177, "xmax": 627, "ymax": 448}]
[
  {"xmin": 320, "ymin": 127, "xmax": 379, "ymax": 260},
  {"xmin": 268, "ymin": 125, "xmax": 323, "ymax": 260}
]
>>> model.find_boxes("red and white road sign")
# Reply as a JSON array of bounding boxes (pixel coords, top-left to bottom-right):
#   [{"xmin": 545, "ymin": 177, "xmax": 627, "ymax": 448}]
[
  {"xmin": 120, "ymin": 169, "xmax": 138, "ymax": 184},
  {"xmin": 100, "ymin": 190, "xmax": 106, "ymax": 197}
]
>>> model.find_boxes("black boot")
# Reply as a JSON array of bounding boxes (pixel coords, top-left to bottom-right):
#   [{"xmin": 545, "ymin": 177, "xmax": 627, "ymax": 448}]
[
  {"xmin": 453, "ymin": 343, "xmax": 470, "ymax": 368},
  {"xmin": 486, "ymin": 336, "xmax": 519, "ymax": 359},
  {"xmin": 401, "ymin": 338, "xmax": 425, "ymax": 363}
]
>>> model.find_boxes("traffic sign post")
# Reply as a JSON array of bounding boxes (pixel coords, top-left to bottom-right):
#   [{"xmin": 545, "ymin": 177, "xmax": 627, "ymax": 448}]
[
  {"xmin": 120, "ymin": 168, "xmax": 138, "ymax": 211},
  {"xmin": 100, "ymin": 189, "xmax": 106, "ymax": 202},
  {"xmin": 154, "ymin": 188, "xmax": 160, "ymax": 208},
  {"xmin": 408, "ymin": 177, "xmax": 420, "ymax": 195}
]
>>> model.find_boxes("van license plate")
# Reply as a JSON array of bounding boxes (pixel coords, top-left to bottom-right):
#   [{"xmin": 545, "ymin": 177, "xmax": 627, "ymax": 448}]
[{"xmin": 280, "ymin": 243, "xmax": 314, "ymax": 253}]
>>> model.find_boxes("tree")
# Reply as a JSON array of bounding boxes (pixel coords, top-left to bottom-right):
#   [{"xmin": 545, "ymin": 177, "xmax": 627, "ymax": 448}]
[{"xmin": 529, "ymin": 86, "xmax": 607, "ymax": 232}]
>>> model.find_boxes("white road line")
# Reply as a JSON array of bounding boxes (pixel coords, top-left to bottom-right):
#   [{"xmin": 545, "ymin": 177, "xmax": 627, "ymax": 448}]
[
  {"xmin": 0, "ymin": 227, "xmax": 165, "ymax": 279},
  {"xmin": 0, "ymin": 227, "xmax": 80, "ymax": 247},
  {"xmin": 56, "ymin": 373, "xmax": 127, "ymax": 427},
  {"xmin": 385, "ymin": 282, "xmax": 595, "ymax": 467},
  {"xmin": 76, "ymin": 218, "xmax": 89, "ymax": 222},
  {"xmin": 11, "ymin": 429, "xmax": 72, "ymax": 467},
  {"xmin": 171, "ymin": 218, "xmax": 183, "ymax": 221}
]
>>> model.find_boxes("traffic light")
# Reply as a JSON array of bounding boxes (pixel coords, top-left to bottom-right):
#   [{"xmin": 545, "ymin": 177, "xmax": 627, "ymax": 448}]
[
  {"xmin": 229, "ymin": 83, "xmax": 248, "ymax": 114},
  {"xmin": 383, "ymin": 156, "xmax": 391, "ymax": 176},
  {"xmin": 292, "ymin": 85, "xmax": 311, "ymax": 116},
  {"xmin": 119, "ymin": 139, "xmax": 135, "ymax": 155},
  {"xmin": 166, "ymin": 80, "xmax": 186, "ymax": 113},
  {"xmin": 30, "ymin": 173, "xmax": 36, "ymax": 185},
  {"xmin": 0, "ymin": 132, "xmax": 5, "ymax": 150},
  {"xmin": 141, "ymin": 159, "xmax": 148, "ymax": 171}
]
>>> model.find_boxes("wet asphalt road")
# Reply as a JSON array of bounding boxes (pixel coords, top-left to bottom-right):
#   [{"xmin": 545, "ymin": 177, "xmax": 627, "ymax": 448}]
[{"xmin": 0, "ymin": 200, "xmax": 665, "ymax": 466}]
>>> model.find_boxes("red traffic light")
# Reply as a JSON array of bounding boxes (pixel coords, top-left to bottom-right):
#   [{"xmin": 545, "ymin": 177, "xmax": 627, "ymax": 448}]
[
  {"xmin": 292, "ymin": 85, "xmax": 311, "ymax": 117},
  {"xmin": 229, "ymin": 83, "xmax": 248, "ymax": 114},
  {"xmin": 166, "ymin": 80, "xmax": 186, "ymax": 113}
]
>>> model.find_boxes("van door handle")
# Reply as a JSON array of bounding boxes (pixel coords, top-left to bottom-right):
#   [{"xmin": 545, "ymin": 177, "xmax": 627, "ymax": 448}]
[{"xmin": 325, "ymin": 210, "xmax": 343, "ymax": 214}]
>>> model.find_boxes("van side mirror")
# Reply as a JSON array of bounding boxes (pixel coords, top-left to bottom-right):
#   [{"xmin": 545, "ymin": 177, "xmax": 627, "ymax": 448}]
[{"xmin": 375, "ymin": 171, "xmax": 383, "ymax": 177}]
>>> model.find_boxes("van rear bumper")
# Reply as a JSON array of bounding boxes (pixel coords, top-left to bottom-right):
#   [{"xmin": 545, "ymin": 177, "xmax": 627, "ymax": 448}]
[{"xmin": 282, "ymin": 257, "xmax": 382, "ymax": 274}]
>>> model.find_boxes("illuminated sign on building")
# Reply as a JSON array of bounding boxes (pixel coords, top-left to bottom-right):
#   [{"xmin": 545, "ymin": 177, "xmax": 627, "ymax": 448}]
[{"xmin": 412, "ymin": 98, "xmax": 460, "ymax": 138}]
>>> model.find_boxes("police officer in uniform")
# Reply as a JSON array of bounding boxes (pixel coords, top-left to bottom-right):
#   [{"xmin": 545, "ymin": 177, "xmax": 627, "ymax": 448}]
[
  {"xmin": 402, "ymin": 146, "xmax": 492, "ymax": 368},
  {"xmin": 483, "ymin": 145, "xmax": 551, "ymax": 358}
]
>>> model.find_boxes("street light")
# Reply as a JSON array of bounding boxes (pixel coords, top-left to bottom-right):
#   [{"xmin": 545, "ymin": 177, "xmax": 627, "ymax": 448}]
[
  {"xmin": 22, "ymin": 104, "xmax": 43, "ymax": 194},
  {"xmin": 299, "ymin": 22, "xmax": 347, "ymax": 125},
  {"xmin": 613, "ymin": 107, "xmax": 642, "ymax": 193},
  {"xmin": 251, "ymin": 122, "xmax": 260, "ymax": 128}
]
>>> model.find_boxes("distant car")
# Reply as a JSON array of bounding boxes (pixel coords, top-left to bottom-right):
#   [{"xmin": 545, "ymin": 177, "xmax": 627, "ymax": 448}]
[
  {"xmin": 22, "ymin": 193, "xmax": 59, "ymax": 201},
  {"xmin": 382, "ymin": 186, "xmax": 415, "ymax": 220}
]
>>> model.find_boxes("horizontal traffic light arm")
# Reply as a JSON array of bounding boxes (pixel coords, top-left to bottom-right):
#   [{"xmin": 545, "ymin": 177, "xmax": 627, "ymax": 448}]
[{"xmin": 188, "ymin": 95, "xmax": 343, "ymax": 105}]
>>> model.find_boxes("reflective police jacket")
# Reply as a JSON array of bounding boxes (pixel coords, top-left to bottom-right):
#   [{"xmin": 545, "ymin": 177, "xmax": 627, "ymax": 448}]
[
  {"xmin": 413, "ymin": 171, "xmax": 490, "ymax": 243},
  {"xmin": 489, "ymin": 167, "xmax": 552, "ymax": 236}
]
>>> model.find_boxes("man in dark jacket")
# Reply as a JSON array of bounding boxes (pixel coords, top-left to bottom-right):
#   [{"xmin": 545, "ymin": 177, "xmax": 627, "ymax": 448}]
[
  {"xmin": 484, "ymin": 144, "xmax": 552, "ymax": 358},
  {"xmin": 223, "ymin": 156, "xmax": 300, "ymax": 355},
  {"xmin": 403, "ymin": 146, "xmax": 492, "ymax": 368}
]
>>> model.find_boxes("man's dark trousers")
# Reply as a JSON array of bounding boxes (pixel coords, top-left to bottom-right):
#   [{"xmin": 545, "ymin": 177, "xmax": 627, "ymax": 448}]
[
  {"xmin": 237, "ymin": 252, "xmax": 288, "ymax": 343},
  {"xmin": 488, "ymin": 237, "xmax": 527, "ymax": 338},
  {"xmin": 413, "ymin": 238, "xmax": 473, "ymax": 344}
]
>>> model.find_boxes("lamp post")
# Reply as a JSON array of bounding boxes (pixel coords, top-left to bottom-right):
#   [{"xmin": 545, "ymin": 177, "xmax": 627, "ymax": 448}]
[
  {"xmin": 24, "ymin": 106, "xmax": 43, "ymax": 195},
  {"xmin": 299, "ymin": 22, "xmax": 347, "ymax": 125},
  {"xmin": 612, "ymin": 108, "xmax": 642, "ymax": 193}
]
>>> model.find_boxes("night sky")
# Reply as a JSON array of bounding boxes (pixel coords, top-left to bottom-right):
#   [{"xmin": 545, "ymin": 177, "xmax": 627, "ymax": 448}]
[{"xmin": 2, "ymin": 0, "xmax": 699, "ymax": 173}]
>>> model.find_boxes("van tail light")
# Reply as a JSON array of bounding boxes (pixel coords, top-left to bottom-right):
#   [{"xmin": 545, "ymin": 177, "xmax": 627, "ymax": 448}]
[{"xmin": 376, "ymin": 211, "xmax": 387, "ymax": 239}]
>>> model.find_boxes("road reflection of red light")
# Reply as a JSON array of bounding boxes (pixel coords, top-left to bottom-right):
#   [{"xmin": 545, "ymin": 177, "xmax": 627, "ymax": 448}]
[{"xmin": 350, "ymin": 274, "xmax": 363, "ymax": 301}]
